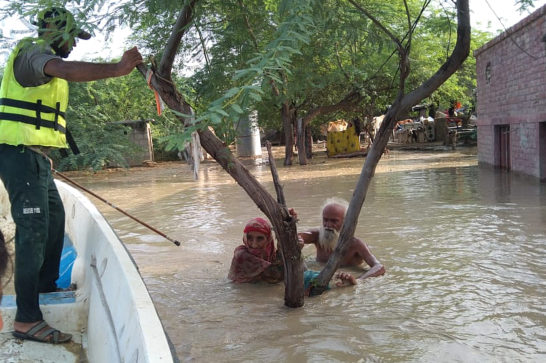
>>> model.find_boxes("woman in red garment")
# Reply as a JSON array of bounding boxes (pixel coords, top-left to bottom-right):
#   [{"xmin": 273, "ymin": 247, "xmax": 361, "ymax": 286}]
[{"xmin": 228, "ymin": 218, "xmax": 283, "ymax": 283}]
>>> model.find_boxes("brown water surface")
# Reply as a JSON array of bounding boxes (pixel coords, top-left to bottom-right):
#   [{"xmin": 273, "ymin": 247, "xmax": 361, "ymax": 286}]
[{"xmin": 71, "ymin": 147, "xmax": 546, "ymax": 362}]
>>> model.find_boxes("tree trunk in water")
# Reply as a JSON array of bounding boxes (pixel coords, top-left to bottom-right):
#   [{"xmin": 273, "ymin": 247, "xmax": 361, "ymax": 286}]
[
  {"xmin": 305, "ymin": 127, "xmax": 313, "ymax": 159},
  {"xmin": 136, "ymin": 0, "xmax": 470, "ymax": 302},
  {"xmin": 296, "ymin": 117, "xmax": 307, "ymax": 165},
  {"xmin": 316, "ymin": 109, "xmax": 398, "ymax": 284},
  {"xmin": 282, "ymin": 102, "xmax": 296, "ymax": 166},
  {"xmin": 197, "ymin": 128, "xmax": 305, "ymax": 307}
]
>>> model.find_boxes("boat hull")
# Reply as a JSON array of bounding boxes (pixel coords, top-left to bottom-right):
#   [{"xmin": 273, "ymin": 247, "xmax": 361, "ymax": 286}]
[{"xmin": 1, "ymin": 180, "xmax": 175, "ymax": 362}]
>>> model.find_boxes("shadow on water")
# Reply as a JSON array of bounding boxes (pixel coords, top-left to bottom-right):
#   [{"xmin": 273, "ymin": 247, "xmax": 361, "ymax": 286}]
[{"xmin": 73, "ymin": 149, "xmax": 546, "ymax": 362}]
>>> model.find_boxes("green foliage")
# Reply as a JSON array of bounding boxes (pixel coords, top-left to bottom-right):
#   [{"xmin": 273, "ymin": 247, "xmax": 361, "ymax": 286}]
[
  {"xmin": 409, "ymin": 7, "xmax": 495, "ymax": 113},
  {"xmin": 516, "ymin": 0, "xmax": 539, "ymax": 12},
  {"xmin": 50, "ymin": 68, "xmax": 185, "ymax": 170},
  {"xmin": 2, "ymin": 0, "xmax": 528, "ymax": 155},
  {"xmin": 160, "ymin": 0, "xmax": 317, "ymax": 148},
  {"xmin": 430, "ymin": 27, "xmax": 493, "ymax": 112},
  {"xmin": 52, "ymin": 123, "xmax": 136, "ymax": 171},
  {"xmin": 183, "ymin": 0, "xmax": 398, "ymax": 137}
]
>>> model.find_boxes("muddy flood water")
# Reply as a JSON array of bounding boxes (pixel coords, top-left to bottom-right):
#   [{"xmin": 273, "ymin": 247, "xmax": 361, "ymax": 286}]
[{"xmin": 68, "ymin": 146, "xmax": 545, "ymax": 362}]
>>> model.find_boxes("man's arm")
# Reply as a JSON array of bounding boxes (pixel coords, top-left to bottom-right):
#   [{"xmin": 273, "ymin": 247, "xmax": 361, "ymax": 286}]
[
  {"xmin": 44, "ymin": 47, "xmax": 143, "ymax": 82},
  {"xmin": 354, "ymin": 238, "xmax": 385, "ymax": 280}
]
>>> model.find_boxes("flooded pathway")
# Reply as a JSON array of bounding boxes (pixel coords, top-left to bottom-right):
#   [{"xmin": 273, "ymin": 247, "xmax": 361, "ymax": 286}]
[{"xmin": 70, "ymin": 147, "xmax": 546, "ymax": 362}]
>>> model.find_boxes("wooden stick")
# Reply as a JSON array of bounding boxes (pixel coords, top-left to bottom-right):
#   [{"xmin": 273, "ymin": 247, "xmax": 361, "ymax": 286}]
[
  {"xmin": 266, "ymin": 141, "xmax": 286, "ymax": 207},
  {"xmin": 53, "ymin": 170, "xmax": 181, "ymax": 246}
]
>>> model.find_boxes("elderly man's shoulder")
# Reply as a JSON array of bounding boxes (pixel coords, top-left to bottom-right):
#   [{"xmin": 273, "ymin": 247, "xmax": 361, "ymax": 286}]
[
  {"xmin": 350, "ymin": 235, "xmax": 365, "ymax": 243},
  {"xmin": 350, "ymin": 236, "xmax": 370, "ymax": 249}
]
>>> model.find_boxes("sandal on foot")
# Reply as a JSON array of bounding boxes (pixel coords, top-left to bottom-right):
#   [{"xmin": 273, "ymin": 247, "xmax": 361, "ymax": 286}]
[{"xmin": 12, "ymin": 320, "xmax": 72, "ymax": 344}]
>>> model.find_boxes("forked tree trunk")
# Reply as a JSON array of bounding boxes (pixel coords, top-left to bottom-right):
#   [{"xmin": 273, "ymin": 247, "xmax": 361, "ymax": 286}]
[
  {"xmin": 137, "ymin": 75, "xmax": 306, "ymax": 306},
  {"xmin": 137, "ymin": 0, "xmax": 305, "ymax": 307},
  {"xmin": 198, "ymin": 130, "xmax": 305, "ymax": 307},
  {"xmin": 139, "ymin": 0, "xmax": 471, "ymax": 302}
]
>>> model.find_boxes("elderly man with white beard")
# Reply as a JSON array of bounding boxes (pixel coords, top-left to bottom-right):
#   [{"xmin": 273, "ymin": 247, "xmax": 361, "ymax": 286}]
[{"xmin": 298, "ymin": 198, "xmax": 385, "ymax": 280}]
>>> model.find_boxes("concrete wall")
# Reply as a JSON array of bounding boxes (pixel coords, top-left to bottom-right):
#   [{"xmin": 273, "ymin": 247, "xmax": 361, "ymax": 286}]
[
  {"xmin": 110, "ymin": 120, "xmax": 154, "ymax": 167},
  {"xmin": 474, "ymin": 5, "xmax": 546, "ymax": 179},
  {"xmin": 125, "ymin": 121, "xmax": 154, "ymax": 166}
]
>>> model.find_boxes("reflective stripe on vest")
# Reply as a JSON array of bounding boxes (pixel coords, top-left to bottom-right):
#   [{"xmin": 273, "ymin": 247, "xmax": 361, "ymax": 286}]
[
  {"xmin": 0, "ymin": 38, "xmax": 69, "ymax": 148},
  {"xmin": 0, "ymin": 98, "xmax": 66, "ymax": 133}
]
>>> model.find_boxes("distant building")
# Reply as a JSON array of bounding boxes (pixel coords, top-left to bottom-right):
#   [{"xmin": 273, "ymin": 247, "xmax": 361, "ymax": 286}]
[
  {"xmin": 474, "ymin": 5, "xmax": 546, "ymax": 181},
  {"xmin": 111, "ymin": 119, "xmax": 154, "ymax": 166}
]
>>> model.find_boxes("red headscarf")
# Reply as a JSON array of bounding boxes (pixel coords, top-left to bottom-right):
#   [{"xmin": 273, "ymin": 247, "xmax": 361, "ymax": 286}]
[{"xmin": 228, "ymin": 218, "xmax": 276, "ymax": 283}]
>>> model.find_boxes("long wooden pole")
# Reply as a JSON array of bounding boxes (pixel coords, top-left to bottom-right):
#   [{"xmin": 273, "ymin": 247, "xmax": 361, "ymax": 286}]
[{"xmin": 53, "ymin": 169, "xmax": 181, "ymax": 246}]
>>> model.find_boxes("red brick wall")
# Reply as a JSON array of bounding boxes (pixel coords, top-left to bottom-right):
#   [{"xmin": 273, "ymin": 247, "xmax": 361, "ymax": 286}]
[{"xmin": 474, "ymin": 5, "xmax": 546, "ymax": 178}]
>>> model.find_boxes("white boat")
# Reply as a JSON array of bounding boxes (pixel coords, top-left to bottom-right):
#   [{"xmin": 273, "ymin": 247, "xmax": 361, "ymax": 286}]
[{"xmin": 0, "ymin": 180, "xmax": 177, "ymax": 362}]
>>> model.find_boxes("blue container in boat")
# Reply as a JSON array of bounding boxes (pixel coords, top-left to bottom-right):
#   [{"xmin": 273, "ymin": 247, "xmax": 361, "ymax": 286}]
[{"xmin": 56, "ymin": 238, "xmax": 77, "ymax": 289}]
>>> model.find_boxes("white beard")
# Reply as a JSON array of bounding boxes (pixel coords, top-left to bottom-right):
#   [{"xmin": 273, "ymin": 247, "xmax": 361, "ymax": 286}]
[{"xmin": 318, "ymin": 227, "xmax": 339, "ymax": 251}]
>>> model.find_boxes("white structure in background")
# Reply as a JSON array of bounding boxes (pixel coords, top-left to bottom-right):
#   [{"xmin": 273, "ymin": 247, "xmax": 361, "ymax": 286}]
[{"xmin": 236, "ymin": 111, "xmax": 262, "ymax": 158}]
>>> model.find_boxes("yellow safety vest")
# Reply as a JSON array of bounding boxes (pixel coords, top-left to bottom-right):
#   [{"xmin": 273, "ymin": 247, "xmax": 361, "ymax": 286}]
[{"xmin": 0, "ymin": 39, "xmax": 69, "ymax": 148}]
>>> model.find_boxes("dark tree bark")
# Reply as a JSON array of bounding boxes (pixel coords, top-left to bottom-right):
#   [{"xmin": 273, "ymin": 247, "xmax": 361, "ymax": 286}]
[
  {"xmin": 296, "ymin": 117, "xmax": 305, "ymax": 164},
  {"xmin": 316, "ymin": 0, "xmax": 471, "ymax": 287},
  {"xmin": 282, "ymin": 101, "xmax": 296, "ymax": 166},
  {"xmin": 305, "ymin": 124, "xmax": 313, "ymax": 159}
]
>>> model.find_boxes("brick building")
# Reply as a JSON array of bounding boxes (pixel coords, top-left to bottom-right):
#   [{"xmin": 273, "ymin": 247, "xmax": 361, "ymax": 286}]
[{"xmin": 474, "ymin": 5, "xmax": 546, "ymax": 180}]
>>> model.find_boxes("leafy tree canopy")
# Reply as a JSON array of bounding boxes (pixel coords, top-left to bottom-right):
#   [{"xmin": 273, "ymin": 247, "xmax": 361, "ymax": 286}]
[{"xmin": 1, "ymin": 0, "xmax": 533, "ymax": 161}]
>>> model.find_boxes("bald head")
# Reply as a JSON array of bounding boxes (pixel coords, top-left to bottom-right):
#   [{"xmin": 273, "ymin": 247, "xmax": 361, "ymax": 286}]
[{"xmin": 322, "ymin": 201, "xmax": 347, "ymax": 232}]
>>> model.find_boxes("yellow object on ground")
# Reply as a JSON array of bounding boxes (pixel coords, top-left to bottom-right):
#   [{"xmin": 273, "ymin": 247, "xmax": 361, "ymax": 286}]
[{"xmin": 327, "ymin": 124, "xmax": 360, "ymax": 157}]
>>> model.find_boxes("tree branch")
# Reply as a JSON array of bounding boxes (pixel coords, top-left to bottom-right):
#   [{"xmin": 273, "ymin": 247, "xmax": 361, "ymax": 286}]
[
  {"xmin": 237, "ymin": 0, "xmax": 259, "ymax": 49},
  {"xmin": 348, "ymin": 0, "xmax": 403, "ymax": 51},
  {"xmin": 195, "ymin": 22, "xmax": 211, "ymax": 70},
  {"xmin": 158, "ymin": 0, "xmax": 201, "ymax": 77},
  {"xmin": 266, "ymin": 141, "xmax": 286, "ymax": 206},
  {"xmin": 335, "ymin": 42, "xmax": 352, "ymax": 82},
  {"xmin": 136, "ymin": 64, "xmax": 191, "ymax": 118},
  {"xmin": 404, "ymin": 0, "xmax": 412, "ymax": 46},
  {"xmin": 301, "ymin": 90, "xmax": 362, "ymax": 126},
  {"xmin": 198, "ymin": 129, "xmax": 304, "ymax": 307},
  {"xmin": 401, "ymin": 0, "xmax": 470, "ymax": 109}
]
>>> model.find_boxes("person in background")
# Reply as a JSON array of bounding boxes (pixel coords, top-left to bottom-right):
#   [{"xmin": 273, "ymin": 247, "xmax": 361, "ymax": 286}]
[
  {"xmin": 299, "ymin": 198, "xmax": 385, "ymax": 280},
  {"xmin": 0, "ymin": 7, "xmax": 142, "ymax": 343},
  {"xmin": 228, "ymin": 217, "xmax": 284, "ymax": 284}
]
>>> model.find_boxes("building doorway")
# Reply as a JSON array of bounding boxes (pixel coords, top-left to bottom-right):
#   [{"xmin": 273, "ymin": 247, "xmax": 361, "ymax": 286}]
[{"xmin": 496, "ymin": 125, "xmax": 510, "ymax": 170}]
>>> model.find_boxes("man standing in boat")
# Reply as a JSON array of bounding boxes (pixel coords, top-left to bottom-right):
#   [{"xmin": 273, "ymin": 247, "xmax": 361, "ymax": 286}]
[
  {"xmin": 0, "ymin": 7, "xmax": 142, "ymax": 344},
  {"xmin": 298, "ymin": 198, "xmax": 386, "ymax": 280}
]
